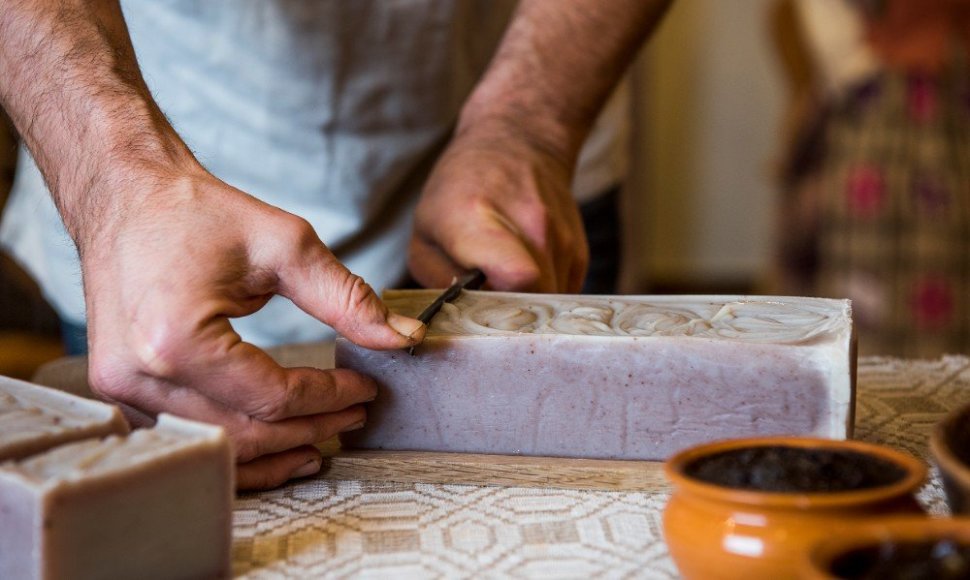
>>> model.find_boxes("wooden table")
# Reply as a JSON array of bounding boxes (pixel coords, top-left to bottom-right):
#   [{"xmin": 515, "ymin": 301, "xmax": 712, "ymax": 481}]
[{"xmin": 34, "ymin": 350, "xmax": 964, "ymax": 579}]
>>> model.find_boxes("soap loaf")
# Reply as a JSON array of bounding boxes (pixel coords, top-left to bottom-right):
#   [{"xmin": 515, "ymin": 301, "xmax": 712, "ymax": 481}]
[
  {"xmin": 0, "ymin": 414, "xmax": 233, "ymax": 580},
  {"xmin": 0, "ymin": 375, "xmax": 128, "ymax": 461},
  {"xmin": 337, "ymin": 291, "xmax": 856, "ymax": 460}
]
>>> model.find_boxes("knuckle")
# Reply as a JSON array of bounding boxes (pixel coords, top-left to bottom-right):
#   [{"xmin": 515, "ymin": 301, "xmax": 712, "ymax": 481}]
[
  {"xmin": 234, "ymin": 419, "xmax": 264, "ymax": 462},
  {"xmin": 331, "ymin": 369, "xmax": 373, "ymax": 404},
  {"xmin": 468, "ymin": 196, "xmax": 494, "ymax": 216},
  {"xmin": 314, "ymin": 375, "xmax": 342, "ymax": 407},
  {"xmin": 495, "ymin": 254, "xmax": 542, "ymax": 289},
  {"xmin": 333, "ymin": 272, "xmax": 379, "ymax": 325},
  {"xmin": 309, "ymin": 418, "xmax": 333, "ymax": 443},
  {"xmin": 248, "ymin": 395, "xmax": 288, "ymax": 423},
  {"xmin": 130, "ymin": 322, "xmax": 184, "ymax": 380},
  {"xmin": 87, "ymin": 355, "xmax": 127, "ymax": 401},
  {"xmin": 282, "ymin": 215, "xmax": 320, "ymax": 254},
  {"xmin": 248, "ymin": 372, "xmax": 320, "ymax": 422},
  {"xmin": 344, "ymin": 274, "xmax": 374, "ymax": 308},
  {"xmin": 512, "ymin": 219, "xmax": 550, "ymax": 257},
  {"xmin": 522, "ymin": 204, "xmax": 551, "ymax": 237},
  {"xmin": 529, "ymin": 202, "xmax": 552, "ymax": 226}
]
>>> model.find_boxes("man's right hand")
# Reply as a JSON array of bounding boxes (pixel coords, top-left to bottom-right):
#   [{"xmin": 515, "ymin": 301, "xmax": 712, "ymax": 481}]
[
  {"xmin": 0, "ymin": 0, "xmax": 426, "ymax": 490},
  {"xmin": 80, "ymin": 162, "xmax": 424, "ymax": 490}
]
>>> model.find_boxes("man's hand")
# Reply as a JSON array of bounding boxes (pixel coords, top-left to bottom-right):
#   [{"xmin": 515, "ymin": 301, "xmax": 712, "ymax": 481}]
[
  {"xmin": 409, "ymin": 122, "xmax": 588, "ymax": 293},
  {"xmin": 409, "ymin": 0, "xmax": 671, "ymax": 292},
  {"xmin": 81, "ymin": 164, "xmax": 424, "ymax": 490},
  {"xmin": 0, "ymin": 0, "xmax": 424, "ymax": 490}
]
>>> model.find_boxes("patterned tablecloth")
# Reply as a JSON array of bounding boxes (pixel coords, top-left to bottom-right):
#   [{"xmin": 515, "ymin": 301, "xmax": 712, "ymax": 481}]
[
  {"xmin": 220, "ymin": 354, "xmax": 965, "ymax": 579},
  {"xmin": 28, "ymin": 350, "xmax": 966, "ymax": 577}
]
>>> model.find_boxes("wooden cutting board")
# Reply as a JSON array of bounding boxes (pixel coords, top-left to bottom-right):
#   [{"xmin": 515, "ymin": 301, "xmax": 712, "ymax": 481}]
[{"xmin": 317, "ymin": 439, "xmax": 668, "ymax": 491}]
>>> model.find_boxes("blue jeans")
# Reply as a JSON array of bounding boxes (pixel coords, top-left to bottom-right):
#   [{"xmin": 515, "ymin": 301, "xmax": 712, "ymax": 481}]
[
  {"xmin": 60, "ymin": 319, "xmax": 88, "ymax": 356},
  {"xmin": 579, "ymin": 186, "xmax": 621, "ymax": 295}
]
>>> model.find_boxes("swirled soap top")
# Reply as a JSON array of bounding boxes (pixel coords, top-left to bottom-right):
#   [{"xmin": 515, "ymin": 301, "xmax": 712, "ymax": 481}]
[{"xmin": 382, "ymin": 291, "xmax": 852, "ymax": 345}]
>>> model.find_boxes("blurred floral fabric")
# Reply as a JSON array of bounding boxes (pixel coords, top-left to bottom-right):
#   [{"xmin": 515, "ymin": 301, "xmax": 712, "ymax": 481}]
[{"xmin": 780, "ymin": 56, "xmax": 970, "ymax": 357}]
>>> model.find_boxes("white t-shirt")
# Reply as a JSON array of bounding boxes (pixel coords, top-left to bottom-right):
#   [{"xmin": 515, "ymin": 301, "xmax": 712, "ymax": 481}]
[{"xmin": 0, "ymin": 0, "xmax": 629, "ymax": 346}]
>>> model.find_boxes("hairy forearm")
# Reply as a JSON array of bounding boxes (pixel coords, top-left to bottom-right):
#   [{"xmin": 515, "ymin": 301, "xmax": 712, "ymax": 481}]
[
  {"xmin": 460, "ymin": 0, "xmax": 672, "ymax": 165},
  {"xmin": 0, "ymin": 0, "xmax": 192, "ymax": 251}
]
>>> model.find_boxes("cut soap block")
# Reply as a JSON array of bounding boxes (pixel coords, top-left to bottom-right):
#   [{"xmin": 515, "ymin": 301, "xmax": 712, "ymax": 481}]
[
  {"xmin": 0, "ymin": 414, "xmax": 233, "ymax": 580},
  {"xmin": 337, "ymin": 291, "xmax": 856, "ymax": 460},
  {"xmin": 0, "ymin": 375, "xmax": 128, "ymax": 461}
]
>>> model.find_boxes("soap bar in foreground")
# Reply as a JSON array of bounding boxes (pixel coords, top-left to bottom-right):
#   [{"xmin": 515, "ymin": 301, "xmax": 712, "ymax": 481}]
[
  {"xmin": 337, "ymin": 291, "xmax": 855, "ymax": 460},
  {"xmin": 0, "ymin": 375, "xmax": 128, "ymax": 461},
  {"xmin": 0, "ymin": 414, "xmax": 233, "ymax": 580}
]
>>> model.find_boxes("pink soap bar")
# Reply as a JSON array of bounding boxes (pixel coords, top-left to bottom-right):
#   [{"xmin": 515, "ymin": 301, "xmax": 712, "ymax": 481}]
[
  {"xmin": 0, "ymin": 375, "xmax": 128, "ymax": 461},
  {"xmin": 337, "ymin": 291, "xmax": 856, "ymax": 460},
  {"xmin": 0, "ymin": 414, "xmax": 233, "ymax": 580}
]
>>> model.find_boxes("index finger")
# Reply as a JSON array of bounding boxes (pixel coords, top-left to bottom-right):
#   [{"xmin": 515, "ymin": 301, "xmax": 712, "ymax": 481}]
[{"xmin": 158, "ymin": 318, "xmax": 377, "ymax": 422}]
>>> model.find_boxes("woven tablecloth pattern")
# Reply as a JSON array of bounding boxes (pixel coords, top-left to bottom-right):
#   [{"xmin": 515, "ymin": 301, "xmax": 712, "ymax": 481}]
[{"xmin": 231, "ymin": 356, "xmax": 968, "ymax": 579}]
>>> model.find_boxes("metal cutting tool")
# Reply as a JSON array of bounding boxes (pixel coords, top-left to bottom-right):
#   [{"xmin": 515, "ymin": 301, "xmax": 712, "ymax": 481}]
[{"xmin": 408, "ymin": 268, "xmax": 486, "ymax": 355}]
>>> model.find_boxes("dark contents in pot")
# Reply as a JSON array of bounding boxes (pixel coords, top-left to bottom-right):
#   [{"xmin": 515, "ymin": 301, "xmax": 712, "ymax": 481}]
[
  {"xmin": 683, "ymin": 446, "xmax": 906, "ymax": 492},
  {"xmin": 829, "ymin": 539, "xmax": 970, "ymax": 580}
]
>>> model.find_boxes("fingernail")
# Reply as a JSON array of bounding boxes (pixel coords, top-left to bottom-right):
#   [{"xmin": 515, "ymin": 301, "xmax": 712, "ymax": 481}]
[
  {"xmin": 387, "ymin": 313, "xmax": 425, "ymax": 342},
  {"xmin": 291, "ymin": 458, "xmax": 322, "ymax": 479},
  {"xmin": 341, "ymin": 420, "xmax": 365, "ymax": 433}
]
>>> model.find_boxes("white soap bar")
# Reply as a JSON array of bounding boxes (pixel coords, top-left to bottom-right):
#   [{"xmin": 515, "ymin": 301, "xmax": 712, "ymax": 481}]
[
  {"xmin": 337, "ymin": 291, "xmax": 856, "ymax": 460},
  {"xmin": 0, "ymin": 375, "xmax": 128, "ymax": 461},
  {"xmin": 0, "ymin": 414, "xmax": 233, "ymax": 580}
]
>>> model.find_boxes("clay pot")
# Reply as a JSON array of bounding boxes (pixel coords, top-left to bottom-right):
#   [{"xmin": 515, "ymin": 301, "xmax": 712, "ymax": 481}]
[
  {"xmin": 802, "ymin": 515, "xmax": 970, "ymax": 579},
  {"xmin": 930, "ymin": 402, "xmax": 970, "ymax": 515},
  {"xmin": 663, "ymin": 437, "xmax": 927, "ymax": 580}
]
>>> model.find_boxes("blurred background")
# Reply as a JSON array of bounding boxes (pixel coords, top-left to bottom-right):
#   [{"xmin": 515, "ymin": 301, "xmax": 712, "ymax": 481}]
[
  {"xmin": 0, "ymin": 106, "xmax": 63, "ymax": 378},
  {"xmin": 1, "ymin": 0, "xmax": 967, "ymax": 377},
  {"xmin": 622, "ymin": 0, "xmax": 783, "ymax": 294}
]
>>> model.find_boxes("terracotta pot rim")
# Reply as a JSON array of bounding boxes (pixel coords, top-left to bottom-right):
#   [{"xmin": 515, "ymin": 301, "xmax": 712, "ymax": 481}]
[
  {"xmin": 929, "ymin": 403, "xmax": 970, "ymax": 488},
  {"xmin": 664, "ymin": 436, "xmax": 927, "ymax": 509},
  {"xmin": 804, "ymin": 515, "xmax": 970, "ymax": 580}
]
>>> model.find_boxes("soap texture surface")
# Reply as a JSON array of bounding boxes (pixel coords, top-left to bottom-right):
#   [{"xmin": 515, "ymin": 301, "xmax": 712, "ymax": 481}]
[
  {"xmin": 337, "ymin": 291, "xmax": 856, "ymax": 460},
  {"xmin": 0, "ymin": 413, "xmax": 233, "ymax": 580},
  {"xmin": 0, "ymin": 375, "xmax": 128, "ymax": 461}
]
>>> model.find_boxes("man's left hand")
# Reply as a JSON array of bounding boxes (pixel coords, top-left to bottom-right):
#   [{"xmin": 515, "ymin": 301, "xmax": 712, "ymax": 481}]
[{"xmin": 408, "ymin": 122, "xmax": 588, "ymax": 293}]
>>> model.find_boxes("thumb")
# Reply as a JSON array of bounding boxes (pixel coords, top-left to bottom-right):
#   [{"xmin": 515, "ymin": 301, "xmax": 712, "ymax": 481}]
[{"xmin": 267, "ymin": 219, "xmax": 425, "ymax": 349}]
